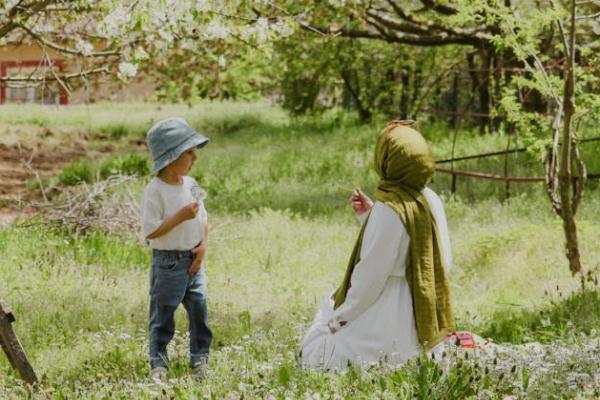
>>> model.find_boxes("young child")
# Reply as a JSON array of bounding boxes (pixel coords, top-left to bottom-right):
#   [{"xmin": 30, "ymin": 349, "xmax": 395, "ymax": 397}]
[{"xmin": 141, "ymin": 117, "xmax": 212, "ymax": 382}]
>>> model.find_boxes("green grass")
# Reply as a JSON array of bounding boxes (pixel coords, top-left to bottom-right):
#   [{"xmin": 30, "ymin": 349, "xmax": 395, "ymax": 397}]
[
  {"xmin": 58, "ymin": 161, "xmax": 95, "ymax": 185},
  {"xmin": 0, "ymin": 103, "xmax": 599, "ymax": 399}
]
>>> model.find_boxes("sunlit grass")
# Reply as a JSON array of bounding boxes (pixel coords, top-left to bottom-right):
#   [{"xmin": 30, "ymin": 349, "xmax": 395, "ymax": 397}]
[{"xmin": 0, "ymin": 103, "xmax": 598, "ymax": 398}]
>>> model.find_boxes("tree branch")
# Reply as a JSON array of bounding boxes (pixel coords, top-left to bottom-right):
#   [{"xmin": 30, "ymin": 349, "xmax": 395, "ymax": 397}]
[
  {"xmin": 575, "ymin": 11, "xmax": 600, "ymax": 19},
  {"xmin": 419, "ymin": 0, "xmax": 458, "ymax": 15},
  {"xmin": 369, "ymin": 6, "xmax": 491, "ymax": 42},
  {"xmin": 0, "ymin": 67, "xmax": 109, "ymax": 83},
  {"xmin": 364, "ymin": 15, "xmax": 489, "ymax": 46},
  {"xmin": 19, "ymin": 24, "xmax": 121, "ymax": 57},
  {"xmin": 366, "ymin": 8, "xmax": 431, "ymax": 35},
  {"xmin": 0, "ymin": 0, "xmax": 56, "ymax": 40}
]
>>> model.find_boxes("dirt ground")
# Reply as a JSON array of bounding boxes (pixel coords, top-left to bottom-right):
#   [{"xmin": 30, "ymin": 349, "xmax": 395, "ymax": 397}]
[{"xmin": 0, "ymin": 122, "xmax": 131, "ymax": 226}]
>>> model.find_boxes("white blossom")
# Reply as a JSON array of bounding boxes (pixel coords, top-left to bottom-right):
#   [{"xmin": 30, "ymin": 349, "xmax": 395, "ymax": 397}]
[
  {"xmin": 255, "ymin": 17, "xmax": 269, "ymax": 44},
  {"xmin": 133, "ymin": 47, "xmax": 149, "ymax": 61},
  {"xmin": 99, "ymin": 7, "xmax": 131, "ymax": 37},
  {"xmin": 118, "ymin": 62, "xmax": 138, "ymax": 79},
  {"xmin": 75, "ymin": 39, "xmax": 94, "ymax": 56},
  {"xmin": 3, "ymin": 0, "xmax": 20, "ymax": 10},
  {"xmin": 218, "ymin": 55, "xmax": 227, "ymax": 67}
]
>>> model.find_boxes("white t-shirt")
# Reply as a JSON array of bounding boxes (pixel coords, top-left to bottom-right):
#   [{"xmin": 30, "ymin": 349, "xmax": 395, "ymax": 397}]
[{"xmin": 141, "ymin": 176, "xmax": 208, "ymax": 250}]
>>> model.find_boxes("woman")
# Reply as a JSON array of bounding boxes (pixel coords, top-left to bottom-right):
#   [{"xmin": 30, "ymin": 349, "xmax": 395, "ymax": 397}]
[{"xmin": 301, "ymin": 120, "xmax": 455, "ymax": 371}]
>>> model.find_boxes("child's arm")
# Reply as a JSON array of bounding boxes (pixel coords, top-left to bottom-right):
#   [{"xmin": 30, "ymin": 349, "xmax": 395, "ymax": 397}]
[{"xmin": 146, "ymin": 202, "xmax": 199, "ymax": 240}]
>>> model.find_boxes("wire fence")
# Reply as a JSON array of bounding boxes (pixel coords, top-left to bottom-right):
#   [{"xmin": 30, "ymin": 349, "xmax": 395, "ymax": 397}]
[{"xmin": 433, "ymin": 136, "xmax": 600, "ymax": 200}]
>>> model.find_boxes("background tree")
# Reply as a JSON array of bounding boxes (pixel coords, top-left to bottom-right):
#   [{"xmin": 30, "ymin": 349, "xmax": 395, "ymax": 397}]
[{"xmin": 491, "ymin": 0, "xmax": 599, "ymax": 275}]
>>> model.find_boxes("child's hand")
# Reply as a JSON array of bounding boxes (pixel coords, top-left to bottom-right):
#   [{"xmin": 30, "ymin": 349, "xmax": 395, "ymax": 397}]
[
  {"xmin": 188, "ymin": 243, "xmax": 206, "ymax": 276},
  {"xmin": 179, "ymin": 202, "xmax": 199, "ymax": 221},
  {"xmin": 349, "ymin": 187, "xmax": 373, "ymax": 215}
]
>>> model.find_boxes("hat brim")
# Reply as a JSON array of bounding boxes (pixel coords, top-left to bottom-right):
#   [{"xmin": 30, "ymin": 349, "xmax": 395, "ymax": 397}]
[{"xmin": 151, "ymin": 135, "xmax": 209, "ymax": 174}]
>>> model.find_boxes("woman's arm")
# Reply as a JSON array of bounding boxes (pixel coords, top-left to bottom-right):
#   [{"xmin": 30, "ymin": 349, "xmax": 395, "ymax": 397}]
[{"xmin": 328, "ymin": 203, "xmax": 409, "ymax": 333}]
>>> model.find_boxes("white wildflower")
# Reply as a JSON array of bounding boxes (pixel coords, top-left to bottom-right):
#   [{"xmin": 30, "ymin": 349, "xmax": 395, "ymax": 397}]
[
  {"xmin": 181, "ymin": 39, "xmax": 197, "ymax": 50},
  {"xmin": 225, "ymin": 392, "xmax": 241, "ymax": 400},
  {"xmin": 204, "ymin": 20, "xmax": 228, "ymax": 40},
  {"xmin": 271, "ymin": 19, "xmax": 295, "ymax": 37},
  {"xmin": 196, "ymin": 0, "xmax": 211, "ymax": 12},
  {"xmin": 158, "ymin": 28, "xmax": 174, "ymax": 43},
  {"xmin": 154, "ymin": 40, "xmax": 167, "ymax": 50}
]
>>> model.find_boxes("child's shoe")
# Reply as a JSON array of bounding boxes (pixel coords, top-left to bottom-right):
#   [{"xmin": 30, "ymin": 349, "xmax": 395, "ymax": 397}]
[
  {"xmin": 150, "ymin": 366, "xmax": 168, "ymax": 384},
  {"xmin": 191, "ymin": 362, "xmax": 208, "ymax": 381}
]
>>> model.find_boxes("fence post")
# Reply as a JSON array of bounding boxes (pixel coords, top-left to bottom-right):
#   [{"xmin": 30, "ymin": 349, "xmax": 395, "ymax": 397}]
[
  {"xmin": 451, "ymin": 173, "xmax": 457, "ymax": 193},
  {"xmin": 503, "ymin": 133, "xmax": 512, "ymax": 202},
  {"xmin": 0, "ymin": 300, "xmax": 38, "ymax": 385}
]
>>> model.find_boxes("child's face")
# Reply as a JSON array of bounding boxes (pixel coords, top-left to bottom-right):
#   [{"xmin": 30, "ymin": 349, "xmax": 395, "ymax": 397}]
[{"xmin": 166, "ymin": 147, "xmax": 197, "ymax": 176}]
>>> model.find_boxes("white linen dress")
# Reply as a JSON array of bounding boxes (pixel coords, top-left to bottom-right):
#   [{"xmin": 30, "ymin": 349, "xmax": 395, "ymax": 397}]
[{"xmin": 301, "ymin": 188, "xmax": 452, "ymax": 371}]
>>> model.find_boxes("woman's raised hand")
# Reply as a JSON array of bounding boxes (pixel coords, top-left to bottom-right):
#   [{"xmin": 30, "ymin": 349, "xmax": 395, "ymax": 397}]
[{"xmin": 350, "ymin": 187, "xmax": 373, "ymax": 215}]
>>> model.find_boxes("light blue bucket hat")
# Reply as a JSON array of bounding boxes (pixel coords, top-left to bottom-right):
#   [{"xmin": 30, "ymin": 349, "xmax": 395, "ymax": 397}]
[{"xmin": 146, "ymin": 118, "xmax": 209, "ymax": 174}]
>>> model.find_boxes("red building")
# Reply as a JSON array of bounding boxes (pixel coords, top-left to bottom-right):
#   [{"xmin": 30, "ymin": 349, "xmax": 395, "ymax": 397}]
[{"xmin": 0, "ymin": 45, "xmax": 153, "ymax": 105}]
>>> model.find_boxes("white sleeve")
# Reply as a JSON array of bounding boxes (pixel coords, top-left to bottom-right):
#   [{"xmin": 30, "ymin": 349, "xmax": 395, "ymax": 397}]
[
  {"xmin": 198, "ymin": 200, "xmax": 208, "ymax": 224},
  {"xmin": 357, "ymin": 210, "xmax": 369, "ymax": 225},
  {"xmin": 141, "ymin": 187, "xmax": 163, "ymax": 238},
  {"xmin": 329, "ymin": 203, "xmax": 408, "ymax": 331},
  {"xmin": 423, "ymin": 188, "xmax": 452, "ymax": 271}
]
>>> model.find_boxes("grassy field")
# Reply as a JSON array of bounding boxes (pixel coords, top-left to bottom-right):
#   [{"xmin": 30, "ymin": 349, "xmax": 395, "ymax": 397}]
[{"xmin": 0, "ymin": 103, "xmax": 598, "ymax": 399}]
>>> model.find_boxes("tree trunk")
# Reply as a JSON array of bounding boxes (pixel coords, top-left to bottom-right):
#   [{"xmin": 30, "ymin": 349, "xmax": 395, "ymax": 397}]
[
  {"xmin": 340, "ymin": 69, "xmax": 371, "ymax": 122},
  {"xmin": 399, "ymin": 65, "xmax": 410, "ymax": 119},
  {"xmin": 554, "ymin": 0, "xmax": 584, "ymax": 275},
  {"xmin": 410, "ymin": 65, "xmax": 423, "ymax": 119},
  {"xmin": 477, "ymin": 47, "xmax": 492, "ymax": 134},
  {"xmin": 449, "ymin": 71, "xmax": 460, "ymax": 129}
]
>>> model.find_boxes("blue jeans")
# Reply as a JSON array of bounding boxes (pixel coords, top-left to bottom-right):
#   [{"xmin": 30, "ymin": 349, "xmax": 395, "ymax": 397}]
[{"xmin": 149, "ymin": 249, "xmax": 212, "ymax": 369}]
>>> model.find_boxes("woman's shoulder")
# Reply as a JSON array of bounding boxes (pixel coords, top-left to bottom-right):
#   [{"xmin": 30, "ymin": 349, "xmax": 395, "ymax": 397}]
[
  {"xmin": 423, "ymin": 187, "xmax": 444, "ymax": 208},
  {"xmin": 369, "ymin": 202, "xmax": 404, "ymax": 228},
  {"xmin": 362, "ymin": 202, "xmax": 407, "ymax": 244},
  {"xmin": 371, "ymin": 201, "xmax": 398, "ymax": 216}
]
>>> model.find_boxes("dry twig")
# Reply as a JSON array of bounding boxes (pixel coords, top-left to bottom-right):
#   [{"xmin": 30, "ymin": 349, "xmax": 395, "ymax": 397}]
[{"xmin": 33, "ymin": 175, "xmax": 141, "ymax": 236}]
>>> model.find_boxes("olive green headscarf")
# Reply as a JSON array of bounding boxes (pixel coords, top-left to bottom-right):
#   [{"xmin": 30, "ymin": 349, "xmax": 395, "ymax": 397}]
[{"xmin": 332, "ymin": 121, "xmax": 455, "ymax": 349}]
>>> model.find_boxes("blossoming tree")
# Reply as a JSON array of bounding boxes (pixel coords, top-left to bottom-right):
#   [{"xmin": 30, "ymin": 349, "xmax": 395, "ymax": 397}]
[{"xmin": 0, "ymin": 0, "xmax": 293, "ymax": 94}]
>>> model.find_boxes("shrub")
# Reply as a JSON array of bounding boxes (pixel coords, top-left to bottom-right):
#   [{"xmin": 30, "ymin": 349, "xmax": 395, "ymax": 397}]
[
  {"xmin": 58, "ymin": 161, "xmax": 94, "ymax": 186},
  {"xmin": 481, "ymin": 283, "xmax": 600, "ymax": 344},
  {"xmin": 99, "ymin": 123, "xmax": 130, "ymax": 139},
  {"xmin": 100, "ymin": 153, "xmax": 149, "ymax": 179}
]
